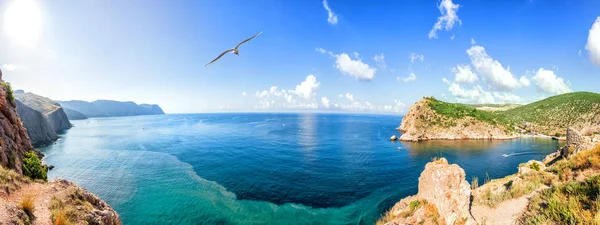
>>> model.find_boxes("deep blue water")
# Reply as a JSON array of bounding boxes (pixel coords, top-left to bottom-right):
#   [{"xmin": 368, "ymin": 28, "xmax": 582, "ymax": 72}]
[{"xmin": 40, "ymin": 113, "xmax": 560, "ymax": 224}]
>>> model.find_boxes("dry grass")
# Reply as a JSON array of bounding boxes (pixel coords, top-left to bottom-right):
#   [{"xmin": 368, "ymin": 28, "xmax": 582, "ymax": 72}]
[
  {"xmin": 474, "ymin": 171, "xmax": 555, "ymax": 207},
  {"xmin": 19, "ymin": 194, "xmax": 35, "ymax": 219},
  {"xmin": 569, "ymin": 144, "xmax": 600, "ymax": 171},
  {"xmin": 0, "ymin": 165, "xmax": 30, "ymax": 195},
  {"xmin": 519, "ymin": 175, "xmax": 600, "ymax": 225}
]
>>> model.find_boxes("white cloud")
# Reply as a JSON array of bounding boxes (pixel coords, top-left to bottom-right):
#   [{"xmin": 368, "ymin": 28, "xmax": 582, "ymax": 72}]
[
  {"xmin": 450, "ymin": 35, "xmax": 455, "ymax": 40},
  {"xmin": 294, "ymin": 74, "xmax": 320, "ymax": 99},
  {"xmin": 373, "ymin": 53, "xmax": 386, "ymax": 68},
  {"xmin": 493, "ymin": 92, "xmax": 521, "ymax": 103},
  {"xmin": 321, "ymin": 97, "xmax": 330, "ymax": 108},
  {"xmin": 471, "ymin": 38, "xmax": 476, "ymax": 45},
  {"xmin": 397, "ymin": 73, "xmax": 417, "ymax": 82},
  {"xmin": 322, "ymin": 0, "xmax": 338, "ymax": 25},
  {"xmin": 448, "ymin": 83, "xmax": 495, "ymax": 103},
  {"xmin": 467, "ymin": 45, "xmax": 530, "ymax": 91},
  {"xmin": 242, "ymin": 92, "xmax": 247, "ymax": 96},
  {"xmin": 409, "ymin": 53, "xmax": 424, "ymax": 63},
  {"xmin": 315, "ymin": 47, "xmax": 326, "ymax": 54},
  {"xmin": 585, "ymin": 17, "xmax": 600, "ymax": 66},
  {"xmin": 335, "ymin": 53, "xmax": 377, "ymax": 81},
  {"xmin": 452, "ymin": 65, "xmax": 478, "ymax": 84},
  {"xmin": 428, "ymin": 0, "xmax": 461, "ymax": 39},
  {"xmin": 442, "ymin": 77, "xmax": 450, "ymax": 84},
  {"xmin": 381, "ymin": 100, "xmax": 407, "ymax": 113},
  {"xmin": 345, "ymin": 93, "xmax": 354, "ymax": 101},
  {"xmin": 2, "ymin": 64, "xmax": 18, "ymax": 71},
  {"xmin": 531, "ymin": 68, "xmax": 571, "ymax": 95}
]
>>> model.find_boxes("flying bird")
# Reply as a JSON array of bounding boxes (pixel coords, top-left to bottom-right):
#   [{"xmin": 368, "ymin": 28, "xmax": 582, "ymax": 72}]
[{"xmin": 205, "ymin": 31, "xmax": 262, "ymax": 67}]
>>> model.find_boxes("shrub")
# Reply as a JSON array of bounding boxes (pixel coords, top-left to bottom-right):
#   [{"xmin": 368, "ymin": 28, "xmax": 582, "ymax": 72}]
[
  {"xmin": 1, "ymin": 82, "xmax": 14, "ymax": 101},
  {"xmin": 409, "ymin": 200, "xmax": 421, "ymax": 211},
  {"xmin": 530, "ymin": 162, "xmax": 541, "ymax": 171},
  {"xmin": 22, "ymin": 151, "xmax": 47, "ymax": 181},
  {"xmin": 19, "ymin": 195, "xmax": 35, "ymax": 219}
]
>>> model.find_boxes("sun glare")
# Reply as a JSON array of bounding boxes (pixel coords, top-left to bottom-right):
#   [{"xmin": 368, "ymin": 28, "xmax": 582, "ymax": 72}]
[{"xmin": 3, "ymin": 0, "xmax": 42, "ymax": 48}]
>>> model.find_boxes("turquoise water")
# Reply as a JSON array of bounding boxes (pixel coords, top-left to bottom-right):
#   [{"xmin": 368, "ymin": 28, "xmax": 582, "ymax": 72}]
[{"xmin": 41, "ymin": 113, "xmax": 560, "ymax": 224}]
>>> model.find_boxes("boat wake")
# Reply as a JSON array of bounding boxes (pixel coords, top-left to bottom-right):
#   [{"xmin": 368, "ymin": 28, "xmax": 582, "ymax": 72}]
[{"xmin": 502, "ymin": 151, "xmax": 541, "ymax": 157}]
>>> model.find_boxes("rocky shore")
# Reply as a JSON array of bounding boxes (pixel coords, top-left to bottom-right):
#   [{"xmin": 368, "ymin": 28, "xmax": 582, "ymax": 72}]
[{"xmin": 379, "ymin": 127, "xmax": 600, "ymax": 225}]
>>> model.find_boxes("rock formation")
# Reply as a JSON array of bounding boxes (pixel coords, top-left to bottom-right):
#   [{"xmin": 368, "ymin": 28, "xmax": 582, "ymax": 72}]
[
  {"xmin": 63, "ymin": 107, "xmax": 88, "ymax": 120},
  {"xmin": 398, "ymin": 97, "xmax": 515, "ymax": 142},
  {"xmin": 379, "ymin": 158, "xmax": 475, "ymax": 225},
  {"xmin": 59, "ymin": 100, "xmax": 165, "ymax": 118},
  {"xmin": 14, "ymin": 92, "xmax": 71, "ymax": 132},
  {"xmin": 0, "ymin": 81, "xmax": 35, "ymax": 175},
  {"xmin": 560, "ymin": 127, "xmax": 596, "ymax": 157},
  {"xmin": 15, "ymin": 100, "xmax": 57, "ymax": 146}
]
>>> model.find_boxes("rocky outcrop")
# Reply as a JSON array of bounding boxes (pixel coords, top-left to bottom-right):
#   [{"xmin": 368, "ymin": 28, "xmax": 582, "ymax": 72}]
[
  {"xmin": 59, "ymin": 100, "xmax": 165, "ymax": 118},
  {"xmin": 14, "ymin": 92, "xmax": 71, "ymax": 132},
  {"xmin": 15, "ymin": 100, "xmax": 57, "ymax": 146},
  {"xmin": 560, "ymin": 127, "xmax": 596, "ymax": 158},
  {"xmin": 398, "ymin": 97, "xmax": 516, "ymax": 142},
  {"xmin": 379, "ymin": 158, "xmax": 475, "ymax": 225},
  {"xmin": 0, "ymin": 80, "xmax": 35, "ymax": 175}
]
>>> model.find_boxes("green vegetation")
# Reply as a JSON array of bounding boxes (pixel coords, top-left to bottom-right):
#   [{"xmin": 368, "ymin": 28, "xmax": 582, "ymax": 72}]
[
  {"xmin": 520, "ymin": 175, "xmax": 600, "ymax": 225},
  {"xmin": 22, "ymin": 151, "xmax": 47, "ymax": 181},
  {"xmin": 424, "ymin": 92, "xmax": 600, "ymax": 136},
  {"xmin": 1, "ymin": 81, "xmax": 14, "ymax": 101},
  {"xmin": 427, "ymin": 97, "xmax": 510, "ymax": 127},
  {"xmin": 530, "ymin": 162, "xmax": 541, "ymax": 171},
  {"xmin": 501, "ymin": 92, "xmax": 600, "ymax": 135},
  {"xmin": 471, "ymin": 176, "xmax": 479, "ymax": 190}
]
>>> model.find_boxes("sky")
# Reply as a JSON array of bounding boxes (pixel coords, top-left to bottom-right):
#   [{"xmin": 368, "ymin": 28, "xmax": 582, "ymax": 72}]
[{"xmin": 0, "ymin": 0, "xmax": 599, "ymax": 114}]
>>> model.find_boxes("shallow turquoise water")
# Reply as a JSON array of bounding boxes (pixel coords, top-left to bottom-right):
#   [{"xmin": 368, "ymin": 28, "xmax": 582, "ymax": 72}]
[{"xmin": 41, "ymin": 113, "xmax": 560, "ymax": 224}]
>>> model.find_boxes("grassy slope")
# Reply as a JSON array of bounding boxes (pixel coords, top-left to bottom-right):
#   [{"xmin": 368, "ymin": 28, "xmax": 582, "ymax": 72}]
[{"xmin": 426, "ymin": 92, "xmax": 600, "ymax": 135}]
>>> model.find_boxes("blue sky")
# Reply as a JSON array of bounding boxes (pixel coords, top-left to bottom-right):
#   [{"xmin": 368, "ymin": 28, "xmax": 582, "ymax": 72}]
[{"xmin": 0, "ymin": 0, "xmax": 599, "ymax": 114}]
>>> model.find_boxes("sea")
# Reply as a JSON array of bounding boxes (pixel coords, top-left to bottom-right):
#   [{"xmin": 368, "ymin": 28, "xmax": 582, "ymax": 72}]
[{"xmin": 40, "ymin": 113, "xmax": 561, "ymax": 225}]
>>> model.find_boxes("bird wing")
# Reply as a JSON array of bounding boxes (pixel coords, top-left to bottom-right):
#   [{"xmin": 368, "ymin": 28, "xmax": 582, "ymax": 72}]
[
  {"xmin": 235, "ymin": 31, "xmax": 262, "ymax": 49},
  {"xmin": 206, "ymin": 49, "xmax": 235, "ymax": 67}
]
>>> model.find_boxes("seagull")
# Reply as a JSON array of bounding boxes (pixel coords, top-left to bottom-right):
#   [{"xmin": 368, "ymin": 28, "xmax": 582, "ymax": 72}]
[{"xmin": 205, "ymin": 31, "xmax": 263, "ymax": 67}]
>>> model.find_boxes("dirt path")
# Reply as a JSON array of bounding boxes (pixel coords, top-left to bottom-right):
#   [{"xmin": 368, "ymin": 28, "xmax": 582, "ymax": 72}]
[
  {"xmin": 0, "ymin": 182, "xmax": 59, "ymax": 225},
  {"xmin": 471, "ymin": 189, "xmax": 544, "ymax": 225}
]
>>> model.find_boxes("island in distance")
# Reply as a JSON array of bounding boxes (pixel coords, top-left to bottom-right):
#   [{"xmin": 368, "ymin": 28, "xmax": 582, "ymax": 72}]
[{"xmin": 58, "ymin": 100, "xmax": 164, "ymax": 120}]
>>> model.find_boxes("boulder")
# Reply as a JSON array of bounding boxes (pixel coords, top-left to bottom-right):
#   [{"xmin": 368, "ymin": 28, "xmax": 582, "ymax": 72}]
[
  {"xmin": 390, "ymin": 135, "xmax": 397, "ymax": 141},
  {"xmin": 380, "ymin": 158, "xmax": 475, "ymax": 225},
  {"xmin": 560, "ymin": 127, "xmax": 595, "ymax": 157}
]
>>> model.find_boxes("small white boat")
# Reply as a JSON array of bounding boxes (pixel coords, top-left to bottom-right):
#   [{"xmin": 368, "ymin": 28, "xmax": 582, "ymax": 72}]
[{"xmin": 502, "ymin": 154, "xmax": 509, "ymax": 157}]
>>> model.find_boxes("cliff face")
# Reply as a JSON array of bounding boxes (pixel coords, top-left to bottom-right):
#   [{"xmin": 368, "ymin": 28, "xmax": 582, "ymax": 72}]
[
  {"xmin": 399, "ymin": 97, "xmax": 515, "ymax": 142},
  {"xmin": 14, "ymin": 92, "xmax": 71, "ymax": 133},
  {"xmin": 0, "ymin": 83, "xmax": 34, "ymax": 175},
  {"xmin": 15, "ymin": 100, "xmax": 58, "ymax": 146},
  {"xmin": 378, "ymin": 158, "xmax": 475, "ymax": 225},
  {"xmin": 59, "ymin": 100, "xmax": 165, "ymax": 118}
]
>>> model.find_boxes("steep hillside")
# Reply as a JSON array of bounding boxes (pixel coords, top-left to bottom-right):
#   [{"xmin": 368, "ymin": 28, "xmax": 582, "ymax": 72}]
[
  {"xmin": 398, "ymin": 97, "xmax": 516, "ymax": 141},
  {"xmin": 0, "ymin": 82, "xmax": 34, "ymax": 174},
  {"xmin": 14, "ymin": 92, "xmax": 72, "ymax": 132},
  {"xmin": 59, "ymin": 100, "xmax": 165, "ymax": 118},
  {"xmin": 398, "ymin": 92, "xmax": 600, "ymax": 141},
  {"xmin": 15, "ymin": 100, "xmax": 58, "ymax": 146},
  {"xmin": 500, "ymin": 92, "xmax": 600, "ymax": 136}
]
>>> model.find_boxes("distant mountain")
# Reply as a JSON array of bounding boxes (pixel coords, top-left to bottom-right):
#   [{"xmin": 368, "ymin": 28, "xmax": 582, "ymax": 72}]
[
  {"xmin": 62, "ymin": 107, "xmax": 88, "ymax": 120},
  {"xmin": 58, "ymin": 100, "xmax": 164, "ymax": 119},
  {"xmin": 14, "ymin": 92, "xmax": 72, "ymax": 146}
]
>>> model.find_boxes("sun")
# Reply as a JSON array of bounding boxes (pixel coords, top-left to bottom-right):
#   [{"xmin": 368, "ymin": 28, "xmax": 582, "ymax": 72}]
[{"xmin": 3, "ymin": 0, "xmax": 42, "ymax": 48}]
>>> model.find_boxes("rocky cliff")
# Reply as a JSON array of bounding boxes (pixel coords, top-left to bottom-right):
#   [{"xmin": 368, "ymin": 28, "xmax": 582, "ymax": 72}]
[
  {"xmin": 15, "ymin": 100, "xmax": 58, "ymax": 146},
  {"xmin": 378, "ymin": 158, "xmax": 475, "ymax": 225},
  {"xmin": 59, "ymin": 100, "xmax": 165, "ymax": 118},
  {"xmin": 63, "ymin": 107, "xmax": 88, "ymax": 120},
  {"xmin": 0, "ymin": 70, "xmax": 121, "ymax": 224},
  {"xmin": 0, "ymin": 83, "xmax": 35, "ymax": 175},
  {"xmin": 14, "ymin": 92, "xmax": 71, "ymax": 132},
  {"xmin": 398, "ymin": 97, "xmax": 516, "ymax": 141}
]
